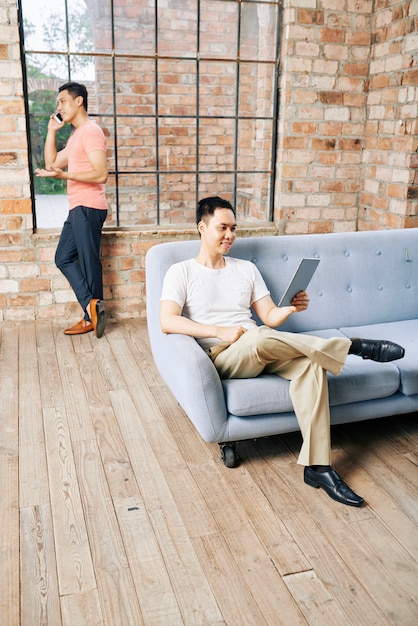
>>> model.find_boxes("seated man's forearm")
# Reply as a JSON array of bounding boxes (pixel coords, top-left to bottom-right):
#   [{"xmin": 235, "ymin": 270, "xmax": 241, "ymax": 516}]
[{"xmin": 161, "ymin": 314, "xmax": 216, "ymax": 339}]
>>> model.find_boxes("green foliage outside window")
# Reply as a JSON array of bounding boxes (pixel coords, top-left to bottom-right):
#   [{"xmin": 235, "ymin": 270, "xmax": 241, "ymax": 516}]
[{"xmin": 24, "ymin": 1, "xmax": 93, "ymax": 195}]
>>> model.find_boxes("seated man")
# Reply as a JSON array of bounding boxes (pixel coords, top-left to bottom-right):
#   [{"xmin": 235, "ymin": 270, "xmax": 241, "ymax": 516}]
[{"xmin": 160, "ymin": 196, "xmax": 405, "ymax": 507}]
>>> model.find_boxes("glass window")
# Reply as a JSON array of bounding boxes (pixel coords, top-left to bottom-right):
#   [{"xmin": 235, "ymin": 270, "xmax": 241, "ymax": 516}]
[{"xmin": 18, "ymin": 0, "xmax": 281, "ymax": 228}]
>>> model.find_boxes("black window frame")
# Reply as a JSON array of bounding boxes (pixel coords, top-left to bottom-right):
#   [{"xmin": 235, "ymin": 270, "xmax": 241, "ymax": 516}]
[{"xmin": 18, "ymin": 0, "xmax": 282, "ymax": 228}]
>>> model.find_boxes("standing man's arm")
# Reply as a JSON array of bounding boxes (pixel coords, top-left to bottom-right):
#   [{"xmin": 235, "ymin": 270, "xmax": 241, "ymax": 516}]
[
  {"xmin": 47, "ymin": 149, "xmax": 108, "ymax": 184},
  {"xmin": 36, "ymin": 147, "xmax": 107, "ymax": 183},
  {"xmin": 44, "ymin": 116, "xmax": 68, "ymax": 170}
]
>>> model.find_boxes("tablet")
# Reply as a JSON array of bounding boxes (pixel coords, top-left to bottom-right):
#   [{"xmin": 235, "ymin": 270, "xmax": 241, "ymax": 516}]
[{"xmin": 278, "ymin": 258, "xmax": 320, "ymax": 307}]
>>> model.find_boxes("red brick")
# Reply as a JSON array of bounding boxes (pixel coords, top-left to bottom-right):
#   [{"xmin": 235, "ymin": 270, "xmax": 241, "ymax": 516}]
[
  {"xmin": 317, "ymin": 123, "xmax": 343, "ymax": 136},
  {"xmin": 283, "ymin": 137, "xmax": 308, "ymax": 149},
  {"xmin": 0, "ymin": 152, "xmax": 18, "ymax": 165},
  {"xmin": 9, "ymin": 294, "xmax": 37, "ymax": 306},
  {"xmin": 298, "ymin": 10, "xmax": 324, "ymax": 25},
  {"xmin": 346, "ymin": 32, "xmax": 372, "ymax": 45},
  {"xmin": 343, "ymin": 63, "xmax": 369, "ymax": 77},
  {"xmin": 319, "ymin": 28, "xmax": 345, "ymax": 43},
  {"xmin": 6, "ymin": 217, "xmax": 23, "ymax": 230},
  {"xmin": 403, "ymin": 216, "xmax": 418, "ymax": 228},
  {"xmin": 388, "ymin": 184, "xmax": 405, "ymax": 198},
  {"xmin": 20, "ymin": 279, "xmax": 51, "ymax": 292},
  {"xmin": 339, "ymin": 138, "xmax": 362, "ymax": 151},
  {"xmin": 0, "ymin": 199, "xmax": 32, "ymax": 215},
  {"xmin": 291, "ymin": 122, "xmax": 316, "ymax": 135},
  {"xmin": 369, "ymin": 74, "xmax": 389, "ymax": 89},
  {"xmin": 321, "ymin": 181, "xmax": 344, "ymax": 193},
  {"xmin": 0, "ymin": 233, "xmax": 23, "ymax": 246},
  {"xmin": 319, "ymin": 92, "xmax": 343, "ymax": 105},
  {"xmin": 402, "ymin": 69, "xmax": 418, "ymax": 85},
  {"xmin": 309, "ymin": 221, "xmax": 333, "ymax": 234},
  {"xmin": 282, "ymin": 165, "xmax": 308, "ymax": 178},
  {"xmin": 312, "ymin": 138, "xmax": 336, "ymax": 150},
  {"xmin": 318, "ymin": 153, "xmax": 339, "ymax": 165}
]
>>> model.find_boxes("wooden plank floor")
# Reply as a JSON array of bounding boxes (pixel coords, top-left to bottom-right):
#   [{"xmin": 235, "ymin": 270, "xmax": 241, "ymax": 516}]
[{"xmin": 1, "ymin": 319, "xmax": 418, "ymax": 625}]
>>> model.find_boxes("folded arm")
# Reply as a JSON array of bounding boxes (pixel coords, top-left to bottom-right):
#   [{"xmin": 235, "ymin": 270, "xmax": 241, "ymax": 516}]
[
  {"xmin": 160, "ymin": 300, "xmax": 248, "ymax": 344},
  {"xmin": 36, "ymin": 117, "xmax": 108, "ymax": 183},
  {"xmin": 36, "ymin": 149, "xmax": 107, "ymax": 184}
]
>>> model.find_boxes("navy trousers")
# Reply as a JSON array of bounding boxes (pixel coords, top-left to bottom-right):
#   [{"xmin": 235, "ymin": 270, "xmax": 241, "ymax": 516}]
[{"xmin": 55, "ymin": 205, "xmax": 107, "ymax": 320}]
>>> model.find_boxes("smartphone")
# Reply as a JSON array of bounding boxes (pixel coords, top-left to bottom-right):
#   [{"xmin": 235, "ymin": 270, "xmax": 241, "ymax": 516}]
[{"xmin": 53, "ymin": 112, "xmax": 63, "ymax": 123}]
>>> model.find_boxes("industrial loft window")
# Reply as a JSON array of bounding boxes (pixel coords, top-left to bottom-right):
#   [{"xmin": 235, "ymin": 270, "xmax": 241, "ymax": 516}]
[{"xmin": 19, "ymin": 0, "xmax": 281, "ymax": 228}]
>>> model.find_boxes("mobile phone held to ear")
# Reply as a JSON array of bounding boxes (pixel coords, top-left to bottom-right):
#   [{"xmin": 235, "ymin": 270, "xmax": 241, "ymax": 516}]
[{"xmin": 53, "ymin": 112, "xmax": 63, "ymax": 123}]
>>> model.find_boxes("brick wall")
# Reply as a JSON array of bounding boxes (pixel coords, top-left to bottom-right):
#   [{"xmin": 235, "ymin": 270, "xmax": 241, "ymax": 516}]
[
  {"xmin": 361, "ymin": 0, "xmax": 418, "ymax": 229},
  {"xmin": 0, "ymin": 0, "xmax": 417, "ymax": 322},
  {"xmin": 277, "ymin": 0, "xmax": 418, "ymax": 234}
]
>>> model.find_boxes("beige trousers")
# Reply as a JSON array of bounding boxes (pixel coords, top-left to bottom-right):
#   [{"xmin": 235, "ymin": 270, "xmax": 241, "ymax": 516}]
[{"xmin": 210, "ymin": 326, "xmax": 351, "ymax": 466}]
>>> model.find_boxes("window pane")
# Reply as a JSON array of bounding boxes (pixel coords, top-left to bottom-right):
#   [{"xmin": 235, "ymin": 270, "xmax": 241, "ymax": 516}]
[
  {"xmin": 21, "ymin": 0, "xmax": 67, "ymax": 52},
  {"xmin": 114, "ymin": 174, "xmax": 158, "ymax": 227},
  {"xmin": 240, "ymin": 2, "xmax": 279, "ymax": 62},
  {"xmin": 238, "ymin": 118, "xmax": 274, "ymax": 172},
  {"xmin": 157, "ymin": 0, "xmax": 198, "ymax": 58},
  {"xmin": 115, "ymin": 58, "xmax": 156, "ymax": 116},
  {"xmin": 158, "ymin": 118, "xmax": 197, "ymax": 172},
  {"xmin": 94, "ymin": 57, "xmax": 115, "ymax": 116},
  {"xmin": 199, "ymin": 61, "xmax": 237, "ymax": 117},
  {"xmin": 237, "ymin": 172, "xmax": 272, "ymax": 222},
  {"xmin": 87, "ymin": 0, "xmax": 112, "ymax": 53},
  {"xmin": 198, "ymin": 173, "xmax": 236, "ymax": 205},
  {"xmin": 69, "ymin": 54, "xmax": 96, "ymax": 83},
  {"xmin": 199, "ymin": 118, "xmax": 235, "ymax": 172},
  {"xmin": 158, "ymin": 174, "xmax": 197, "ymax": 225},
  {"xmin": 25, "ymin": 52, "xmax": 68, "ymax": 80},
  {"xmin": 199, "ymin": 1, "xmax": 238, "ymax": 59},
  {"xmin": 116, "ymin": 117, "xmax": 156, "ymax": 173},
  {"xmin": 113, "ymin": 0, "xmax": 154, "ymax": 55},
  {"xmin": 158, "ymin": 59, "xmax": 196, "ymax": 117},
  {"xmin": 239, "ymin": 62, "xmax": 275, "ymax": 118},
  {"xmin": 68, "ymin": 0, "xmax": 94, "ymax": 53},
  {"xmin": 94, "ymin": 114, "xmax": 115, "ymax": 170}
]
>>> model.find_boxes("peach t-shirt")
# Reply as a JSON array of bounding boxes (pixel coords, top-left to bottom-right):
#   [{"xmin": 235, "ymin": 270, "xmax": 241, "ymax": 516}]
[{"xmin": 66, "ymin": 120, "xmax": 108, "ymax": 211}]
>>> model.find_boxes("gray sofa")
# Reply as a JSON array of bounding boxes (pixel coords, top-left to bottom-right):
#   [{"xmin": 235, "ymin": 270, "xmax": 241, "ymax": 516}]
[{"xmin": 146, "ymin": 228, "xmax": 418, "ymax": 466}]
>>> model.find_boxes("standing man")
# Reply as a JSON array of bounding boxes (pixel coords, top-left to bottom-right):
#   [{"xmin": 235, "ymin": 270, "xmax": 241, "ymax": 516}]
[
  {"xmin": 160, "ymin": 196, "xmax": 405, "ymax": 507},
  {"xmin": 36, "ymin": 82, "xmax": 108, "ymax": 337}
]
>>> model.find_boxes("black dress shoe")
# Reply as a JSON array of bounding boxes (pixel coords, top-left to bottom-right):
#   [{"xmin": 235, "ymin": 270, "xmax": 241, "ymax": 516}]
[
  {"xmin": 349, "ymin": 338, "xmax": 405, "ymax": 362},
  {"xmin": 304, "ymin": 466, "xmax": 364, "ymax": 507}
]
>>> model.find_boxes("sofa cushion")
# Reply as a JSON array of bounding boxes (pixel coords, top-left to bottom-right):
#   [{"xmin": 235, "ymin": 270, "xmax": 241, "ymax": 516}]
[
  {"xmin": 340, "ymin": 319, "xmax": 418, "ymax": 396},
  {"xmin": 222, "ymin": 328, "xmax": 400, "ymax": 417},
  {"xmin": 222, "ymin": 375, "xmax": 293, "ymax": 416}
]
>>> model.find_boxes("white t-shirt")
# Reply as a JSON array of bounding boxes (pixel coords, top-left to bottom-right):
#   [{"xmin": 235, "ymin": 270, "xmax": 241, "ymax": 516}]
[{"xmin": 161, "ymin": 256, "xmax": 270, "ymax": 350}]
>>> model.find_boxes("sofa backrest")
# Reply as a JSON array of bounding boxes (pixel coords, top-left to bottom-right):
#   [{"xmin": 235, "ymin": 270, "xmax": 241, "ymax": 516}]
[{"xmin": 146, "ymin": 228, "xmax": 418, "ymax": 335}]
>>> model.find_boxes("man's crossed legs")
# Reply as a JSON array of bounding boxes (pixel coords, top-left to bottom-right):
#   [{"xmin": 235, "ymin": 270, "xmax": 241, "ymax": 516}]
[{"xmin": 211, "ymin": 326, "xmax": 404, "ymax": 507}]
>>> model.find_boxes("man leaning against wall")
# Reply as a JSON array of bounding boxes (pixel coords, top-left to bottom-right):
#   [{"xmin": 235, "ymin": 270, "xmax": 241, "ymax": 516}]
[{"xmin": 36, "ymin": 81, "xmax": 108, "ymax": 338}]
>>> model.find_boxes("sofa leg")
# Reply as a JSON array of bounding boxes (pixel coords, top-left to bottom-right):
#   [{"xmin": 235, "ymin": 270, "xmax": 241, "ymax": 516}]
[{"xmin": 219, "ymin": 442, "xmax": 239, "ymax": 468}]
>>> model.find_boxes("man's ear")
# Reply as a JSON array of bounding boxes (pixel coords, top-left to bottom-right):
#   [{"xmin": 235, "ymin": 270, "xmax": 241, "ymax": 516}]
[{"xmin": 197, "ymin": 220, "xmax": 205, "ymax": 235}]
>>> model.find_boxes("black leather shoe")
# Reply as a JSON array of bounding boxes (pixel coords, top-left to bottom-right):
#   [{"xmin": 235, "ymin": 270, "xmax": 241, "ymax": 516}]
[
  {"xmin": 349, "ymin": 338, "xmax": 405, "ymax": 362},
  {"xmin": 304, "ymin": 466, "xmax": 364, "ymax": 507}
]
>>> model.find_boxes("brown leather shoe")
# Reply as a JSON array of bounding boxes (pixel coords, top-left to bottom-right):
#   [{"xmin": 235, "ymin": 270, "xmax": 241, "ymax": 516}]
[
  {"xmin": 90, "ymin": 298, "xmax": 106, "ymax": 338},
  {"xmin": 64, "ymin": 319, "xmax": 94, "ymax": 335}
]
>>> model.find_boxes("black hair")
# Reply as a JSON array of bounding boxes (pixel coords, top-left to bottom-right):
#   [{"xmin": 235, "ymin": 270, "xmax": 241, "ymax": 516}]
[
  {"xmin": 196, "ymin": 196, "xmax": 235, "ymax": 225},
  {"xmin": 58, "ymin": 82, "xmax": 88, "ymax": 112}
]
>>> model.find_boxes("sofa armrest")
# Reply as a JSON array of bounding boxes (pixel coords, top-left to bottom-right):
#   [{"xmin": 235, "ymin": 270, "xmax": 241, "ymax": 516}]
[{"xmin": 150, "ymin": 332, "xmax": 229, "ymax": 443}]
